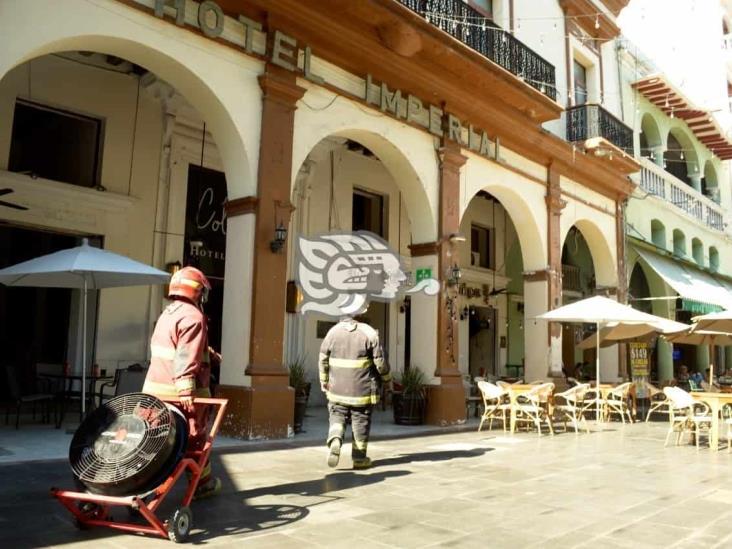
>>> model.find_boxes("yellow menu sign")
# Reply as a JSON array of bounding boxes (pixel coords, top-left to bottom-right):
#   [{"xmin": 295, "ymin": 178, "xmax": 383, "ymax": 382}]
[{"xmin": 629, "ymin": 342, "xmax": 650, "ymax": 377}]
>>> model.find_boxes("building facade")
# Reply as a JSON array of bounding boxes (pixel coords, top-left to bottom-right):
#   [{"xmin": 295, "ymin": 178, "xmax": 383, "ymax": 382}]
[
  {"xmin": 616, "ymin": 0, "xmax": 732, "ymax": 384},
  {"xmin": 0, "ymin": 0, "xmax": 639, "ymax": 438}
]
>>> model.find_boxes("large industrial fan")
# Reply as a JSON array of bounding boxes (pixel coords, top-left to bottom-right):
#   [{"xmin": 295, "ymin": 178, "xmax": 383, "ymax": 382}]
[
  {"xmin": 69, "ymin": 393, "xmax": 187, "ymax": 496},
  {"xmin": 53, "ymin": 394, "xmax": 227, "ymax": 543}
]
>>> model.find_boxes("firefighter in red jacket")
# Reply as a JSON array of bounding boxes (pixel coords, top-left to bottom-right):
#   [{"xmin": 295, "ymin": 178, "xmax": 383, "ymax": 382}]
[{"xmin": 143, "ymin": 266, "xmax": 221, "ymax": 499}]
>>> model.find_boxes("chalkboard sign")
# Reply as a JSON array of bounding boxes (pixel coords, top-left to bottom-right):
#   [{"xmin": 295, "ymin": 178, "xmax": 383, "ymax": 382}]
[{"xmin": 184, "ymin": 164, "xmax": 227, "ymax": 351}]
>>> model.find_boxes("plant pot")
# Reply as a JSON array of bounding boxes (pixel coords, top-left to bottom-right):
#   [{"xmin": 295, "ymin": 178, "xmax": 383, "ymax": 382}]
[
  {"xmin": 293, "ymin": 386, "xmax": 310, "ymax": 434},
  {"xmin": 392, "ymin": 391, "xmax": 425, "ymax": 425}
]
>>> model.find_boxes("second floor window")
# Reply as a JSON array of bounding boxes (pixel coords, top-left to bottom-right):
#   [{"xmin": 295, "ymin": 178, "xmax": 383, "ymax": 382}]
[
  {"xmin": 471, "ymin": 225, "xmax": 494, "ymax": 269},
  {"xmin": 573, "ymin": 60, "xmax": 588, "ymax": 106},
  {"xmin": 8, "ymin": 100, "xmax": 103, "ymax": 188},
  {"xmin": 468, "ymin": 0, "xmax": 493, "ymax": 18}
]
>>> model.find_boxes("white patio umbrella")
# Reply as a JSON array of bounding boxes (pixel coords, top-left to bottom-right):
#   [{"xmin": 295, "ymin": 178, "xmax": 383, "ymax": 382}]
[
  {"xmin": 692, "ymin": 309, "xmax": 732, "ymax": 334},
  {"xmin": 0, "ymin": 238, "xmax": 169, "ymax": 415},
  {"xmin": 575, "ymin": 318, "xmax": 689, "ymax": 349},
  {"xmin": 537, "ymin": 296, "xmax": 667, "ymax": 421}
]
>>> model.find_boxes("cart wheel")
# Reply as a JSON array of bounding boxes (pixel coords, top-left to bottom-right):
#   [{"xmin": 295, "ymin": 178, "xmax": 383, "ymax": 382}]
[{"xmin": 167, "ymin": 506, "xmax": 192, "ymax": 543}]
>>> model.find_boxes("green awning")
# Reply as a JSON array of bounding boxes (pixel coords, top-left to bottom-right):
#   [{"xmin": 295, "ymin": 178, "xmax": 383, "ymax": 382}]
[{"xmin": 680, "ymin": 299, "xmax": 723, "ymax": 315}]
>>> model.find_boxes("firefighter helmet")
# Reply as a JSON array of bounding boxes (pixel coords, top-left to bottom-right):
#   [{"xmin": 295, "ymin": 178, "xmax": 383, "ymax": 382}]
[{"xmin": 168, "ymin": 266, "xmax": 211, "ymax": 304}]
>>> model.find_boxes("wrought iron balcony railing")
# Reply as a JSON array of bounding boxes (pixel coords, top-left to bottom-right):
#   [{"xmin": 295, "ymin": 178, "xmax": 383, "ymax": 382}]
[
  {"xmin": 566, "ymin": 104, "xmax": 634, "ymax": 152},
  {"xmin": 396, "ymin": 0, "xmax": 557, "ymax": 100}
]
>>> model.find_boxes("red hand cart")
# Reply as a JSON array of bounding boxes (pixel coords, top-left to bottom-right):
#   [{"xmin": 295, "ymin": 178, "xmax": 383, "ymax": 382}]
[{"xmin": 51, "ymin": 397, "xmax": 228, "ymax": 543}]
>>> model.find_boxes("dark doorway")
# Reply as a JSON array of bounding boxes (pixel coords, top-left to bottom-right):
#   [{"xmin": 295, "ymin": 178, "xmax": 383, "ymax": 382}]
[
  {"xmin": 0, "ymin": 226, "xmax": 77, "ymax": 398},
  {"xmin": 469, "ymin": 306, "xmax": 497, "ymax": 378}
]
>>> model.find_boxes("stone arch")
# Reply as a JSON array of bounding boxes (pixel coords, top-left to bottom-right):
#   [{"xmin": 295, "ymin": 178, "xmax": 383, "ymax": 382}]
[
  {"xmin": 561, "ymin": 219, "xmax": 616, "ymax": 288},
  {"xmin": 639, "ymin": 112, "xmax": 662, "ymax": 158},
  {"xmin": 664, "ymin": 128, "xmax": 699, "ymax": 186},
  {"xmin": 673, "ymin": 228, "xmax": 686, "ymax": 257},
  {"xmin": 710, "ymin": 246, "xmax": 720, "ymax": 272},
  {"xmin": 691, "ymin": 238, "xmax": 704, "ymax": 266},
  {"xmin": 627, "ymin": 257, "xmax": 671, "ymax": 317},
  {"xmin": 0, "ymin": 0, "xmax": 258, "ymax": 198},
  {"xmin": 460, "ymin": 157, "xmax": 546, "ymax": 271},
  {"xmin": 651, "ymin": 219, "xmax": 666, "ymax": 249},
  {"xmin": 292, "ymin": 86, "xmax": 437, "ymax": 243}
]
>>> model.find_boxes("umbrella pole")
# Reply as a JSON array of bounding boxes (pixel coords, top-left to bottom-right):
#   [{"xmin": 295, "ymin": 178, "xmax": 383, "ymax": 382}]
[
  {"xmin": 596, "ymin": 322, "xmax": 601, "ymax": 423},
  {"xmin": 82, "ymin": 279, "xmax": 87, "ymax": 418},
  {"xmin": 710, "ymin": 338, "xmax": 715, "ymax": 389}
]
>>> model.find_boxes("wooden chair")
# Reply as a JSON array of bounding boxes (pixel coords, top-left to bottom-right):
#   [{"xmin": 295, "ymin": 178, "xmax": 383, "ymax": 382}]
[
  {"xmin": 3, "ymin": 364, "xmax": 54, "ymax": 429},
  {"xmin": 477, "ymin": 381, "xmax": 510, "ymax": 432},
  {"xmin": 553, "ymin": 383, "xmax": 590, "ymax": 433},
  {"xmin": 663, "ymin": 387, "xmax": 712, "ymax": 450}
]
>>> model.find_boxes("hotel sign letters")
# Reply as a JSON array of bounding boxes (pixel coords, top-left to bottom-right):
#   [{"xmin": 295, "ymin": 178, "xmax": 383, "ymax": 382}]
[{"xmin": 152, "ymin": 0, "xmax": 498, "ymax": 160}]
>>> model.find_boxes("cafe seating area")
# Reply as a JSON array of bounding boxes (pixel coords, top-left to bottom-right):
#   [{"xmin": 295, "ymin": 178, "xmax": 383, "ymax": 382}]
[{"xmin": 1, "ymin": 362, "xmax": 147, "ymax": 429}]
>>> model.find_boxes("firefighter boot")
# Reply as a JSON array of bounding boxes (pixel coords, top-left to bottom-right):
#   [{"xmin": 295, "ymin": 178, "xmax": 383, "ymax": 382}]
[
  {"xmin": 352, "ymin": 457, "xmax": 372, "ymax": 470},
  {"xmin": 327, "ymin": 438, "xmax": 342, "ymax": 468},
  {"xmin": 194, "ymin": 477, "xmax": 222, "ymax": 500}
]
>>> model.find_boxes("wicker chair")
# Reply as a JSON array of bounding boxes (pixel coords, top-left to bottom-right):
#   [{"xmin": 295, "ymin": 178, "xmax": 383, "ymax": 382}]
[
  {"xmin": 645, "ymin": 382, "xmax": 672, "ymax": 422},
  {"xmin": 663, "ymin": 387, "xmax": 712, "ymax": 449},
  {"xmin": 553, "ymin": 383, "xmax": 590, "ymax": 433},
  {"xmin": 514, "ymin": 382, "xmax": 555, "ymax": 436},
  {"xmin": 603, "ymin": 382, "xmax": 635, "ymax": 424},
  {"xmin": 477, "ymin": 381, "xmax": 510, "ymax": 432}
]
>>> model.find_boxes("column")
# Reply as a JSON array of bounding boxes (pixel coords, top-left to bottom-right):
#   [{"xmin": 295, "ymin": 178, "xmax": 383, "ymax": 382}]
[
  {"xmin": 616, "ymin": 199, "xmax": 628, "ymax": 378},
  {"xmin": 545, "ymin": 164, "xmax": 565, "ymax": 378},
  {"xmin": 726, "ymin": 346, "xmax": 732, "ymax": 372},
  {"xmin": 696, "ymin": 345, "xmax": 710, "ymax": 374},
  {"xmin": 523, "ymin": 276, "xmax": 551, "ymax": 382},
  {"xmin": 217, "ymin": 64, "xmax": 306, "ymax": 439},
  {"xmin": 424, "ymin": 142, "xmax": 467, "ymax": 426},
  {"xmin": 651, "ymin": 145, "xmax": 665, "ymax": 168},
  {"xmin": 688, "ymin": 174, "xmax": 702, "ymax": 193},
  {"xmin": 657, "ymin": 339, "xmax": 674, "ymax": 382}
]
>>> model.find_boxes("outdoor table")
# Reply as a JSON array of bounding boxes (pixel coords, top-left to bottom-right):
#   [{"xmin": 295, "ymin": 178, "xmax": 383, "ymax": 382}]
[
  {"xmin": 507, "ymin": 384, "xmax": 554, "ymax": 433},
  {"xmin": 690, "ymin": 391, "xmax": 732, "ymax": 451},
  {"xmin": 37, "ymin": 373, "xmax": 113, "ymax": 427}
]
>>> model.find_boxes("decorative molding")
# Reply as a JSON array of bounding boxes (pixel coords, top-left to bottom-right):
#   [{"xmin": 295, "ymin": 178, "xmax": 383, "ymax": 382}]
[
  {"xmin": 225, "ymin": 196, "xmax": 258, "ymax": 217},
  {"xmin": 258, "ymin": 65, "xmax": 307, "ymax": 109},
  {"xmin": 523, "ymin": 269, "xmax": 552, "ymax": 282}
]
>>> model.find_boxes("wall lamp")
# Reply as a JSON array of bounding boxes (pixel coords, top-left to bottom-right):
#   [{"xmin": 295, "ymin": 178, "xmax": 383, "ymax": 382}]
[
  {"xmin": 446, "ymin": 263, "xmax": 462, "ymax": 286},
  {"xmin": 270, "ymin": 221, "xmax": 287, "ymax": 253},
  {"xmin": 270, "ymin": 200, "xmax": 295, "ymax": 254}
]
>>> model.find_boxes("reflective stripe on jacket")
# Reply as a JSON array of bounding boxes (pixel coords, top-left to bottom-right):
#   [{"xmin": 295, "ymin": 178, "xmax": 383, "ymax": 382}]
[
  {"xmin": 144, "ymin": 300, "xmax": 210, "ymax": 397},
  {"xmin": 319, "ymin": 318, "xmax": 391, "ymax": 406}
]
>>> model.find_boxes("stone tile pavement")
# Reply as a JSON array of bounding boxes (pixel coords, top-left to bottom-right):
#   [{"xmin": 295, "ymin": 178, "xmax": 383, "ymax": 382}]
[{"xmin": 2, "ymin": 419, "xmax": 732, "ymax": 548}]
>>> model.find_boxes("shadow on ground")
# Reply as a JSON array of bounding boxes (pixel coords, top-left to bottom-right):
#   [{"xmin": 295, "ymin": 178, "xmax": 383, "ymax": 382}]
[{"xmin": 372, "ymin": 448, "xmax": 493, "ymax": 467}]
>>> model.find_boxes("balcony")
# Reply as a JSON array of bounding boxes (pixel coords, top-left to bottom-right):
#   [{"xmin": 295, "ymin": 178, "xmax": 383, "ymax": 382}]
[
  {"xmin": 396, "ymin": 0, "xmax": 557, "ymax": 100},
  {"xmin": 638, "ymin": 158, "xmax": 725, "ymax": 231},
  {"xmin": 566, "ymin": 104, "xmax": 634, "ymax": 153}
]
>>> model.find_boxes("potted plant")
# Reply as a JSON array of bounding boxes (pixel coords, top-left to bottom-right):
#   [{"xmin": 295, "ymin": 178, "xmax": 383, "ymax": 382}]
[
  {"xmin": 392, "ymin": 367, "xmax": 427, "ymax": 425},
  {"xmin": 288, "ymin": 356, "xmax": 311, "ymax": 433}
]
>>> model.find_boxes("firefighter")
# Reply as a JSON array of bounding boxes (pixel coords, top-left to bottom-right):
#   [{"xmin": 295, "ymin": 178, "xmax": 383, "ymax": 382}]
[
  {"xmin": 319, "ymin": 315, "xmax": 391, "ymax": 469},
  {"xmin": 143, "ymin": 266, "xmax": 221, "ymax": 499}
]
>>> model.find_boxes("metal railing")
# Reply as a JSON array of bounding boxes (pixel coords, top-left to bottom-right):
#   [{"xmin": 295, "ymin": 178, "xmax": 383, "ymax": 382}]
[
  {"xmin": 638, "ymin": 158, "xmax": 726, "ymax": 232},
  {"xmin": 396, "ymin": 0, "xmax": 557, "ymax": 100},
  {"xmin": 562, "ymin": 264, "xmax": 581, "ymax": 292},
  {"xmin": 565, "ymin": 104, "xmax": 634, "ymax": 152}
]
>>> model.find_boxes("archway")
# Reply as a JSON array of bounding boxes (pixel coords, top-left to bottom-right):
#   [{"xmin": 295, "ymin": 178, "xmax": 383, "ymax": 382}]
[
  {"xmin": 639, "ymin": 112, "xmax": 662, "ymax": 160},
  {"xmin": 287, "ymin": 126, "xmax": 437, "ymax": 402},
  {"xmin": 664, "ymin": 130, "xmax": 698, "ymax": 187},
  {"xmin": 0, "ymin": 0, "xmax": 261, "ymax": 392}
]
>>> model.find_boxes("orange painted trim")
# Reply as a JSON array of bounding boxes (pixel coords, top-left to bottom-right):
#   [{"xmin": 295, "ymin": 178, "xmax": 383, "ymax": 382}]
[{"xmin": 225, "ymin": 196, "xmax": 258, "ymax": 217}]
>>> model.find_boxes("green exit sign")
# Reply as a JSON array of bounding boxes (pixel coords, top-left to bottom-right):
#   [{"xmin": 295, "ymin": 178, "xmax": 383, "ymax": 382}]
[{"xmin": 416, "ymin": 268, "xmax": 432, "ymax": 282}]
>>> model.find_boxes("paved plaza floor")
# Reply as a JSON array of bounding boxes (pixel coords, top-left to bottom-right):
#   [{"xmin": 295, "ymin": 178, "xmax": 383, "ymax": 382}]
[{"xmin": 2, "ymin": 419, "xmax": 732, "ymax": 548}]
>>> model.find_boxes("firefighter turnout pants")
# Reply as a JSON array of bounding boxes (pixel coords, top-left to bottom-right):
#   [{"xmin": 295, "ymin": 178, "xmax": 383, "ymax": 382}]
[{"xmin": 327, "ymin": 403, "xmax": 373, "ymax": 461}]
